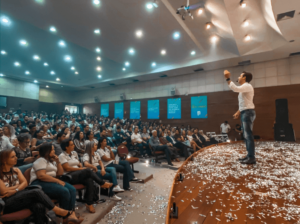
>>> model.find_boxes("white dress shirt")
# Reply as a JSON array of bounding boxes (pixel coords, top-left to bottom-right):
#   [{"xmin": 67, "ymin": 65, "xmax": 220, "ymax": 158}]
[{"xmin": 229, "ymin": 82, "xmax": 255, "ymax": 112}]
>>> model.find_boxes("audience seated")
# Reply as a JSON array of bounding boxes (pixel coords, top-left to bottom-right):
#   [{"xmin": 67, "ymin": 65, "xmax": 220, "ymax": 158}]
[
  {"xmin": 73, "ymin": 131, "xmax": 86, "ymax": 158},
  {"xmin": 113, "ymin": 126, "xmax": 128, "ymax": 146},
  {"xmin": 3, "ymin": 124, "xmax": 18, "ymax": 147},
  {"xmin": 131, "ymin": 127, "xmax": 151, "ymax": 158}
]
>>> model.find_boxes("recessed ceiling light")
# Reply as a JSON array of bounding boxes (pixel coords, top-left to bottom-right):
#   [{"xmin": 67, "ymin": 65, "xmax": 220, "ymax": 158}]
[
  {"xmin": 153, "ymin": 0, "xmax": 158, "ymax": 8},
  {"xmin": 245, "ymin": 35, "xmax": 251, "ymax": 41},
  {"xmin": 125, "ymin": 62, "xmax": 130, "ymax": 67},
  {"xmin": 211, "ymin": 35, "xmax": 218, "ymax": 42},
  {"xmin": 58, "ymin": 40, "xmax": 66, "ymax": 47},
  {"xmin": 25, "ymin": 71, "xmax": 30, "ymax": 75},
  {"xmin": 161, "ymin": 49, "xmax": 166, "ymax": 55},
  {"xmin": 198, "ymin": 8, "xmax": 203, "ymax": 15},
  {"xmin": 56, "ymin": 78, "xmax": 60, "ymax": 81},
  {"xmin": 173, "ymin": 32, "xmax": 180, "ymax": 39},
  {"xmin": 93, "ymin": 0, "xmax": 100, "ymax": 5},
  {"xmin": 49, "ymin": 26, "xmax": 56, "ymax": 32},
  {"xmin": 19, "ymin": 40, "xmax": 28, "ymax": 46},
  {"xmin": 95, "ymin": 47, "xmax": 101, "ymax": 53},
  {"xmin": 71, "ymin": 66, "xmax": 75, "ymax": 70},
  {"xmin": 33, "ymin": 55, "xmax": 40, "ymax": 60},
  {"xmin": 44, "ymin": 62, "xmax": 48, "ymax": 66},
  {"xmin": 1, "ymin": 16, "xmax": 11, "ymax": 26},
  {"xmin": 96, "ymin": 66, "xmax": 102, "ymax": 71},
  {"xmin": 75, "ymin": 71, "xmax": 79, "ymax": 74},
  {"xmin": 136, "ymin": 30, "xmax": 143, "ymax": 38},
  {"xmin": 98, "ymin": 75, "xmax": 102, "ymax": 78},
  {"xmin": 1, "ymin": 50, "xmax": 7, "ymax": 55},
  {"xmin": 151, "ymin": 62, "xmax": 156, "ymax": 67},
  {"xmin": 191, "ymin": 51, "xmax": 196, "ymax": 55},
  {"xmin": 14, "ymin": 62, "xmax": 21, "ymax": 67},
  {"xmin": 64, "ymin": 55, "xmax": 72, "ymax": 62},
  {"xmin": 128, "ymin": 48, "xmax": 135, "ymax": 55},
  {"xmin": 206, "ymin": 22, "xmax": 212, "ymax": 29},
  {"xmin": 46, "ymin": 85, "xmax": 49, "ymax": 88},
  {"xmin": 34, "ymin": 80, "xmax": 38, "ymax": 83},
  {"xmin": 240, "ymin": 1, "xmax": 246, "ymax": 8},
  {"xmin": 96, "ymin": 56, "xmax": 101, "ymax": 61},
  {"xmin": 50, "ymin": 71, "xmax": 55, "ymax": 75},
  {"xmin": 122, "ymin": 68, "xmax": 126, "ymax": 71},
  {"xmin": 0, "ymin": 73, "xmax": 4, "ymax": 77},
  {"xmin": 94, "ymin": 29, "xmax": 100, "ymax": 34},
  {"xmin": 146, "ymin": 3, "xmax": 153, "ymax": 9},
  {"xmin": 243, "ymin": 20, "xmax": 249, "ymax": 27}
]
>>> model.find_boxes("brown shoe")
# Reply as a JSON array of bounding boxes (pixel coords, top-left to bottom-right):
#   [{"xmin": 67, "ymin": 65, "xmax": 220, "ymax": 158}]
[
  {"xmin": 175, "ymin": 158, "xmax": 180, "ymax": 162},
  {"xmin": 85, "ymin": 204, "xmax": 95, "ymax": 213}
]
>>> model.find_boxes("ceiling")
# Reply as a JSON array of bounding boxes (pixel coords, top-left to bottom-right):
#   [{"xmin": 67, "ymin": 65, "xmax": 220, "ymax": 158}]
[{"xmin": 0, "ymin": 0, "xmax": 299, "ymax": 90}]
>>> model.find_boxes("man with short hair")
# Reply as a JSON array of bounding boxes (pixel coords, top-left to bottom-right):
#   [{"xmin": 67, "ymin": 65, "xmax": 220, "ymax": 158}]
[
  {"xmin": 0, "ymin": 127, "xmax": 14, "ymax": 151},
  {"xmin": 192, "ymin": 128, "xmax": 204, "ymax": 148},
  {"xmin": 53, "ymin": 132, "xmax": 66, "ymax": 155},
  {"xmin": 166, "ymin": 130, "xmax": 191, "ymax": 159},
  {"xmin": 83, "ymin": 124, "xmax": 90, "ymax": 139},
  {"xmin": 131, "ymin": 127, "xmax": 151, "ymax": 157},
  {"xmin": 114, "ymin": 126, "xmax": 128, "ymax": 146},
  {"xmin": 224, "ymin": 70, "xmax": 256, "ymax": 164},
  {"xmin": 220, "ymin": 121, "xmax": 231, "ymax": 135}
]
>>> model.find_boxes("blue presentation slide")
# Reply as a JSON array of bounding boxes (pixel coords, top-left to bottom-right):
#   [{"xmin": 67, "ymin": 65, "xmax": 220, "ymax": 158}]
[
  {"xmin": 167, "ymin": 98, "xmax": 181, "ymax": 119},
  {"xmin": 130, "ymin": 101, "xmax": 141, "ymax": 119},
  {"xmin": 100, "ymin": 104, "xmax": 109, "ymax": 117},
  {"xmin": 114, "ymin": 102, "xmax": 124, "ymax": 119},
  {"xmin": 191, "ymin": 96, "xmax": 208, "ymax": 119},
  {"xmin": 148, "ymin": 100, "xmax": 160, "ymax": 119}
]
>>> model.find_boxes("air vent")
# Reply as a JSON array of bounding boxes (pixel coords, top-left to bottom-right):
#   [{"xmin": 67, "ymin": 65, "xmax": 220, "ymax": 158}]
[
  {"xmin": 109, "ymin": 83, "xmax": 115, "ymax": 86},
  {"xmin": 160, "ymin": 74, "xmax": 168, "ymax": 78},
  {"xmin": 133, "ymin": 79, "xmax": 139, "ymax": 82},
  {"xmin": 277, "ymin": 11, "xmax": 295, "ymax": 22},
  {"xmin": 194, "ymin": 68, "xmax": 204, "ymax": 72},
  {"xmin": 238, "ymin": 60, "xmax": 251, "ymax": 66},
  {"xmin": 290, "ymin": 52, "xmax": 300, "ymax": 57}
]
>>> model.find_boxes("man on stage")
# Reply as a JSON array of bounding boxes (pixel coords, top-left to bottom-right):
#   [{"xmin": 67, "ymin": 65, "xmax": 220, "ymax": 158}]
[{"xmin": 224, "ymin": 70, "xmax": 256, "ymax": 164}]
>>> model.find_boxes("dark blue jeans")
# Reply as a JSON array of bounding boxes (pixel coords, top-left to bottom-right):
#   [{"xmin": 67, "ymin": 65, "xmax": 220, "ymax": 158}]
[
  {"xmin": 96, "ymin": 166, "xmax": 117, "ymax": 197},
  {"xmin": 107, "ymin": 160, "xmax": 134, "ymax": 190},
  {"xmin": 241, "ymin": 109, "xmax": 256, "ymax": 159},
  {"xmin": 31, "ymin": 180, "xmax": 76, "ymax": 210},
  {"xmin": 136, "ymin": 142, "xmax": 151, "ymax": 156}
]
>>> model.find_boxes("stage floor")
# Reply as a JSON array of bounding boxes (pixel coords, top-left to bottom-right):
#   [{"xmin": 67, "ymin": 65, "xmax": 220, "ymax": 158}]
[{"xmin": 167, "ymin": 141, "xmax": 300, "ymax": 224}]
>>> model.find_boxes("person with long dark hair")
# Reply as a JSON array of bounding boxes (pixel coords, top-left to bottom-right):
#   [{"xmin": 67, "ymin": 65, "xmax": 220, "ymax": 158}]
[
  {"xmin": 0, "ymin": 148, "xmax": 82, "ymax": 224},
  {"xmin": 73, "ymin": 131, "xmax": 86, "ymax": 158},
  {"xmin": 59, "ymin": 139, "xmax": 113, "ymax": 213}
]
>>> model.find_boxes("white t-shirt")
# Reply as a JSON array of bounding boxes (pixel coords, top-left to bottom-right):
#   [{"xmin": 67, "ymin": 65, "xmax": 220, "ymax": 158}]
[
  {"xmin": 131, "ymin": 132, "xmax": 143, "ymax": 143},
  {"xmin": 220, "ymin": 123, "xmax": 231, "ymax": 133},
  {"xmin": 30, "ymin": 157, "xmax": 57, "ymax": 184},
  {"xmin": 82, "ymin": 152, "xmax": 101, "ymax": 167},
  {"xmin": 59, "ymin": 151, "xmax": 80, "ymax": 174},
  {"xmin": 97, "ymin": 148, "xmax": 114, "ymax": 167}
]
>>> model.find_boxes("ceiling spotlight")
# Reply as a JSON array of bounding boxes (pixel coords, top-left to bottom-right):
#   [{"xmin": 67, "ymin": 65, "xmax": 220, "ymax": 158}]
[
  {"xmin": 25, "ymin": 71, "xmax": 30, "ymax": 75},
  {"xmin": 136, "ymin": 30, "xmax": 143, "ymax": 38},
  {"xmin": 44, "ymin": 62, "xmax": 48, "ymax": 66},
  {"xmin": 93, "ymin": 0, "xmax": 100, "ymax": 5},
  {"xmin": 191, "ymin": 51, "xmax": 196, "ymax": 55},
  {"xmin": 46, "ymin": 85, "xmax": 49, "ymax": 88},
  {"xmin": 128, "ymin": 48, "xmax": 135, "ymax": 55},
  {"xmin": 152, "ymin": 0, "xmax": 159, "ymax": 8},
  {"xmin": 146, "ymin": 3, "xmax": 153, "ymax": 9},
  {"xmin": 96, "ymin": 56, "xmax": 101, "ymax": 61},
  {"xmin": 34, "ymin": 80, "xmax": 38, "ymax": 83},
  {"xmin": 58, "ymin": 40, "xmax": 66, "ymax": 47},
  {"xmin": 95, "ymin": 47, "xmax": 101, "ymax": 53},
  {"xmin": 123, "ymin": 68, "xmax": 126, "ymax": 71},
  {"xmin": 33, "ymin": 55, "xmax": 40, "ymax": 60},
  {"xmin": 206, "ymin": 22, "xmax": 212, "ymax": 29},
  {"xmin": 98, "ymin": 75, "xmax": 102, "ymax": 78},
  {"xmin": 56, "ymin": 78, "xmax": 60, "ymax": 81},
  {"xmin": 96, "ymin": 66, "xmax": 102, "ymax": 71},
  {"xmin": 1, "ymin": 16, "xmax": 11, "ymax": 26},
  {"xmin": 243, "ymin": 20, "xmax": 249, "ymax": 27},
  {"xmin": 161, "ymin": 49, "xmax": 166, "ymax": 55},
  {"xmin": 211, "ymin": 35, "xmax": 218, "ymax": 42},
  {"xmin": 1, "ymin": 50, "xmax": 7, "ymax": 55},
  {"xmin": 64, "ymin": 55, "xmax": 72, "ymax": 62},
  {"xmin": 14, "ymin": 62, "xmax": 21, "ymax": 67},
  {"xmin": 94, "ymin": 29, "xmax": 100, "ymax": 34},
  {"xmin": 50, "ymin": 71, "xmax": 55, "ymax": 75},
  {"xmin": 75, "ymin": 71, "xmax": 79, "ymax": 74},
  {"xmin": 240, "ymin": 0, "xmax": 246, "ymax": 8},
  {"xmin": 198, "ymin": 8, "xmax": 203, "ymax": 15},
  {"xmin": 245, "ymin": 35, "xmax": 251, "ymax": 41},
  {"xmin": 19, "ymin": 40, "xmax": 28, "ymax": 46},
  {"xmin": 173, "ymin": 31, "xmax": 180, "ymax": 40},
  {"xmin": 0, "ymin": 73, "xmax": 4, "ymax": 77},
  {"xmin": 49, "ymin": 26, "xmax": 56, "ymax": 32},
  {"xmin": 71, "ymin": 66, "xmax": 75, "ymax": 70},
  {"xmin": 151, "ymin": 62, "xmax": 156, "ymax": 67},
  {"xmin": 125, "ymin": 62, "xmax": 130, "ymax": 67}
]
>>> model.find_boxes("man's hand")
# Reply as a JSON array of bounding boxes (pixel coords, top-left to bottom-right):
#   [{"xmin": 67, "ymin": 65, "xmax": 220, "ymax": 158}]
[
  {"xmin": 224, "ymin": 70, "xmax": 231, "ymax": 79},
  {"xmin": 233, "ymin": 111, "xmax": 240, "ymax": 119},
  {"xmin": 92, "ymin": 166, "xmax": 98, "ymax": 172}
]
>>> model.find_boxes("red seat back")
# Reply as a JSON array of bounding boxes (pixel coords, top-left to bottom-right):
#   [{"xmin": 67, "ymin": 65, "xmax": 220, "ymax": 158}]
[
  {"xmin": 117, "ymin": 145, "xmax": 129, "ymax": 157},
  {"xmin": 23, "ymin": 168, "xmax": 31, "ymax": 184}
]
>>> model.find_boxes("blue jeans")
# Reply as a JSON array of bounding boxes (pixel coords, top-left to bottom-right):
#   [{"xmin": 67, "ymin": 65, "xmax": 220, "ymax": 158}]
[
  {"xmin": 136, "ymin": 142, "xmax": 151, "ymax": 156},
  {"xmin": 96, "ymin": 166, "xmax": 117, "ymax": 197},
  {"xmin": 241, "ymin": 109, "xmax": 256, "ymax": 159},
  {"xmin": 107, "ymin": 160, "xmax": 134, "ymax": 190},
  {"xmin": 18, "ymin": 163, "xmax": 33, "ymax": 174},
  {"xmin": 31, "ymin": 180, "xmax": 76, "ymax": 210}
]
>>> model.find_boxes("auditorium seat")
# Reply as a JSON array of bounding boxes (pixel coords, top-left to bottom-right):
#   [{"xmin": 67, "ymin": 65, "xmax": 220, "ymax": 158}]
[
  {"xmin": 0, "ymin": 208, "xmax": 32, "ymax": 222},
  {"xmin": 148, "ymin": 144, "xmax": 165, "ymax": 163},
  {"xmin": 117, "ymin": 145, "xmax": 139, "ymax": 173}
]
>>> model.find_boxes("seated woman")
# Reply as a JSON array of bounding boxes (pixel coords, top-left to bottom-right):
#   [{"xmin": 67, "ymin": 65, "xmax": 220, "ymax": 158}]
[
  {"xmin": 84, "ymin": 142, "xmax": 123, "ymax": 201},
  {"xmin": 97, "ymin": 138, "xmax": 140, "ymax": 191},
  {"xmin": 85, "ymin": 131, "xmax": 98, "ymax": 146},
  {"xmin": 31, "ymin": 130, "xmax": 47, "ymax": 151},
  {"xmin": 3, "ymin": 124, "xmax": 18, "ymax": 147},
  {"xmin": 73, "ymin": 131, "xmax": 86, "ymax": 158},
  {"xmin": 61, "ymin": 127, "xmax": 71, "ymax": 139},
  {"xmin": 41, "ymin": 125, "xmax": 54, "ymax": 141},
  {"xmin": 59, "ymin": 139, "xmax": 112, "ymax": 213},
  {"xmin": 187, "ymin": 130, "xmax": 201, "ymax": 152},
  {"xmin": 0, "ymin": 148, "xmax": 82, "ymax": 224}
]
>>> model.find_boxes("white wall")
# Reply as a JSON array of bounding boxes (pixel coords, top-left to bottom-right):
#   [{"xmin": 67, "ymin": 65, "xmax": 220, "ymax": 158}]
[
  {"xmin": 39, "ymin": 88, "xmax": 75, "ymax": 103},
  {"xmin": 0, "ymin": 78, "xmax": 39, "ymax": 100},
  {"xmin": 73, "ymin": 56, "xmax": 300, "ymax": 104}
]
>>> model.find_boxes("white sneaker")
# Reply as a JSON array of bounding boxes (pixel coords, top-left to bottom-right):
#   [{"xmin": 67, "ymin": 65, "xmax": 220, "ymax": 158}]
[
  {"xmin": 110, "ymin": 195, "xmax": 122, "ymax": 201},
  {"xmin": 112, "ymin": 185, "xmax": 124, "ymax": 192}
]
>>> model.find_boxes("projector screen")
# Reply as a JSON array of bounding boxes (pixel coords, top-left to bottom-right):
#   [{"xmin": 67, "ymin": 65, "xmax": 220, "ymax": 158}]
[
  {"xmin": 100, "ymin": 104, "xmax": 109, "ymax": 117},
  {"xmin": 148, "ymin": 100, "xmax": 159, "ymax": 119},
  {"xmin": 114, "ymin": 102, "xmax": 124, "ymax": 119},
  {"xmin": 130, "ymin": 101, "xmax": 140, "ymax": 119},
  {"xmin": 167, "ymin": 98, "xmax": 181, "ymax": 119},
  {"xmin": 191, "ymin": 96, "xmax": 208, "ymax": 119},
  {"xmin": 0, "ymin": 96, "xmax": 7, "ymax": 108}
]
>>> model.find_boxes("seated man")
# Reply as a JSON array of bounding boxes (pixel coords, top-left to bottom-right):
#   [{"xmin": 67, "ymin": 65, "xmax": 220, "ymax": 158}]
[
  {"xmin": 149, "ymin": 131, "xmax": 174, "ymax": 166},
  {"xmin": 141, "ymin": 128, "xmax": 150, "ymax": 143},
  {"xmin": 113, "ymin": 126, "xmax": 128, "ymax": 146},
  {"xmin": 166, "ymin": 130, "xmax": 192, "ymax": 159},
  {"xmin": 53, "ymin": 132, "xmax": 66, "ymax": 155},
  {"xmin": 0, "ymin": 127, "xmax": 14, "ymax": 151},
  {"xmin": 131, "ymin": 127, "xmax": 151, "ymax": 158},
  {"xmin": 199, "ymin": 130, "xmax": 218, "ymax": 145},
  {"xmin": 192, "ymin": 128, "xmax": 204, "ymax": 148}
]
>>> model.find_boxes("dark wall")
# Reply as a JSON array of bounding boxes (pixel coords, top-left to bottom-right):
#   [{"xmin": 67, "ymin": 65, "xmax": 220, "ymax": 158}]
[{"xmin": 82, "ymin": 84, "xmax": 300, "ymax": 140}]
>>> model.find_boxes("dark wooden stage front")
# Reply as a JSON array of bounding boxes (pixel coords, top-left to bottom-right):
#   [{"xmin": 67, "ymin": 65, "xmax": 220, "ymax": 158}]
[{"xmin": 166, "ymin": 141, "xmax": 300, "ymax": 224}]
